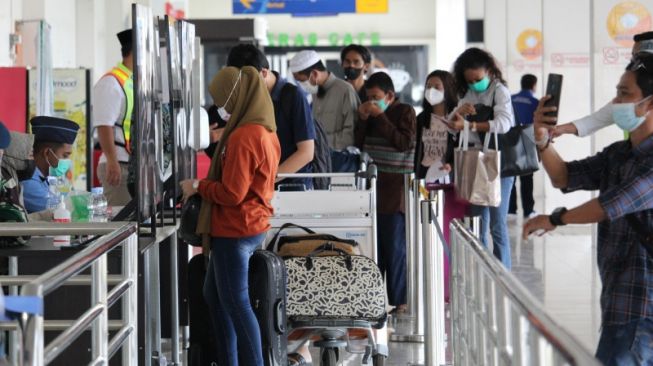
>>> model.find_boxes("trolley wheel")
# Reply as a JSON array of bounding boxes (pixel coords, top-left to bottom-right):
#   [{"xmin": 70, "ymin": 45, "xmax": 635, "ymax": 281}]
[
  {"xmin": 320, "ymin": 347, "xmax": 338, "ymax": 366},
  {"xmin": 372, "ymin": 354, "xmax": 386, "ymax": 366}
]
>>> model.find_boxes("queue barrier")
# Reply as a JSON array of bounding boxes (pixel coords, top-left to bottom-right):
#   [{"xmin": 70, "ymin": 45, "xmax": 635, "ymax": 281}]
[
  {"xmin": 449, "ymin": 219, "xmax": 600, "ymax": 365},
  {"xmin": 0, "ymin": 223, "xmax": 139, "ymax": 366}
]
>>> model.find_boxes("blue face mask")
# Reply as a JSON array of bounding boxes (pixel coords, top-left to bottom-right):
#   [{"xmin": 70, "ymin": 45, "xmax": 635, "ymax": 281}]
[
  {"xmin": 374, "ymin": 98, "xmax": 389, "ymax": 112},
  {"xmin": 47, "ymin": 150, "xmax": 71, "ymax": 177},
  {"xmin": 612, "ymin": 96, "xmax": 651, "ymax": 132},
  {"xmin": 469, "ymin": 76, "xmax": 491, "ymax": 93}
]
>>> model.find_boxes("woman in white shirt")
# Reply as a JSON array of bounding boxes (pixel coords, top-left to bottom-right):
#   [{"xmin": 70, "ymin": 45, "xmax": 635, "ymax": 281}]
[{"xmin": 449, "ymin": 47, "xmax": 516, "ymax": 269}]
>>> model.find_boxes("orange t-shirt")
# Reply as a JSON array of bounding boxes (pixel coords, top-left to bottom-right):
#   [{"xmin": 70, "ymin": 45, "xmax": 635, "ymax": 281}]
[{"xmin": 197, "ymin": 124, "xmax": 280, "ymax": 238}]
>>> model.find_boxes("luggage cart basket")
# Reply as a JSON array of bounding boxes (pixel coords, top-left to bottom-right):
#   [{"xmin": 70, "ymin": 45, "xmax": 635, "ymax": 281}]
[{"xmin": 270, "ymin": 164, "xmax": 378, "ymax": 262}]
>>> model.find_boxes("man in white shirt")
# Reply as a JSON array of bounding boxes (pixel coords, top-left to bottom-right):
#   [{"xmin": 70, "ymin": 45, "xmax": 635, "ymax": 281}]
[
  {"xmin": 93, "ymin": 29, "xmax": 133, "ymax": 206},
  {"xmin": 553, "ymin": 32, "xmax": 653, "ymax": 138}
]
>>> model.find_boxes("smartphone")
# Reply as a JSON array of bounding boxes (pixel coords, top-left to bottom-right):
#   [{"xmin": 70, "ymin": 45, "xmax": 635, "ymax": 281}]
[{"xmin": 544, "ymin": 73, "xmax": 563, "ymax": 121}]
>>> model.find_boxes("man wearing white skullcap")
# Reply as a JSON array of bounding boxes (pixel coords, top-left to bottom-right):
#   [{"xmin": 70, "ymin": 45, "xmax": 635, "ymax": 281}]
[{"xmin": 289, "ymin": 50, "xmax": 361, "ymax": 159}]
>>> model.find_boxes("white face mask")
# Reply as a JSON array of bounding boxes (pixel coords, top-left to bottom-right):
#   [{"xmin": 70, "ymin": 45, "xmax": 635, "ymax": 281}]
[
  {"xmin": 298, "ymin": 74, "xmax": 319, "ymax": 95},
  {"xmin": 217, "ymin": 70, "xmax": 242, "ymax": 122},
  {"xmin": 425, "ymin": 87, "xmax": 444, "ymax": 106}
]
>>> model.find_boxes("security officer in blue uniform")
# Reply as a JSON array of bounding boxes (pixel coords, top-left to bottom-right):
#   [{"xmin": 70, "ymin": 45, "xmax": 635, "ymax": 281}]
[{"xmin": 20, "ymin": 116, "xmax": 79, "ymax": 213}]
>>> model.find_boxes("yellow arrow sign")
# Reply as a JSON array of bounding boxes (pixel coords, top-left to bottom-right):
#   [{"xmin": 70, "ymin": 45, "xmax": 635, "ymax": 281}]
[{"xmin": 240, "ymin": 0, "xmax": 254, "ymax": 9}]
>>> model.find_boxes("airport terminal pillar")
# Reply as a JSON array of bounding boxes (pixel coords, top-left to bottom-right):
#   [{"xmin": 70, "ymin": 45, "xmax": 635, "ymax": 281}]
[{"xmin": 434, "ymin": 0, "xmax": 466, "ymax": 70}]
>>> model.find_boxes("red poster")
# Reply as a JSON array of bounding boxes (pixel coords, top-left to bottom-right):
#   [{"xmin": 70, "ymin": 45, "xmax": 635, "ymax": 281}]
[{"xmin": 0, "ymin": 67, "xmax": 28, "ymax": 132}]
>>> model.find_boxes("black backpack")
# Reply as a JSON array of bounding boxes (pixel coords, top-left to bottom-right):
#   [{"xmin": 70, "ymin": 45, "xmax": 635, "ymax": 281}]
[{"xmin": 278, "ymin": 83, "xmax": 332, "ymax": 190}]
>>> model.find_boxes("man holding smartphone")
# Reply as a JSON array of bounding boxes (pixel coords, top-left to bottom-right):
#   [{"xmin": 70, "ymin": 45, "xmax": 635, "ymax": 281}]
[
  {"xmin": 553, "ymin": 31, "xmax": 653, "ymax": 138},
  {"xmin": 524, "ymin": 57, "xmax": 653, "ymax": 364}
]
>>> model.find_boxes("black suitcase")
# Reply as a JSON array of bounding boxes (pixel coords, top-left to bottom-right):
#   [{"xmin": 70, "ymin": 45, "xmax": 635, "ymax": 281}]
[
  {"xmin": 187, "ymin": 254, "xmax": 219, "ymax": 366},
  {"xmin": 249, "ymin": 250, "xmax": 288, "ymax": 366}
]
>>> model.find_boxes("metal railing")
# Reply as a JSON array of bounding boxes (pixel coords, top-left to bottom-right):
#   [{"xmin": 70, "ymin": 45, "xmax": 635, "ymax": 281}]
[
  {"xmin": 0, "ymin": 223, "xmax": 139, "ymax": 366},
  {"xmin": 449, "ymin": 219, "xmax": 600, "ymax": 365},
  {"xmin": 390, "ymin": 176, "xmax": 426, "ymax": 344}
]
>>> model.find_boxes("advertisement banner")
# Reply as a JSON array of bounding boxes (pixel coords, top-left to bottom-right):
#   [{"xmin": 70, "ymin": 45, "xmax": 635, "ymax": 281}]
[{"xmin": 28, "ymin": 68, "xmax": 91, "ymax": 192}]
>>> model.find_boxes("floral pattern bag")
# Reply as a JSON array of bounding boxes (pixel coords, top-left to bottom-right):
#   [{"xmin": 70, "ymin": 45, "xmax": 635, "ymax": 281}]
[{"xmin": 284, "ymin": 245, "xmax": 386, "ymax": 322}]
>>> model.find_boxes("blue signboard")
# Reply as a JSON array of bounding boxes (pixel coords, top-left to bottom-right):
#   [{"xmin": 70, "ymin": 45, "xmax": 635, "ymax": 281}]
[{"xmin": 233, "ymin": 0, "xmax": 356, "ymax": 15}]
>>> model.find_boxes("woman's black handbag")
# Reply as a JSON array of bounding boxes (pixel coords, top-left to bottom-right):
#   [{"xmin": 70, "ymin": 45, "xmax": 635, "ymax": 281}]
[
  {"xmin": 497, "ymin": 124, "xmax": 539, "ymax": 177},
  {"xmin": 468, "ymin": 102, "xmax": 539, "ymax": 177},
  {"xmin": 179, "ymin": 195, "xmax": 202, "ymax": 246}
]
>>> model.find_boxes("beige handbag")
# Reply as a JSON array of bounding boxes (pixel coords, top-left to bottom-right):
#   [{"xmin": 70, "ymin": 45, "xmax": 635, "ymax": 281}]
[{"xmin": 454, "ymin": 123, "xmax": 501, "ymax": 207}]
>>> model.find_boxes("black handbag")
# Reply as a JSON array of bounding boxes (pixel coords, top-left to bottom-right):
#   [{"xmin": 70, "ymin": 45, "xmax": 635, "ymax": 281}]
[
  {"xmin": 179, "ymin": 195, "xmax": 202, "ymax": 246},
  {"xmin": 497, "ymin": 124, "xmax": 539, "ymax": 177}
]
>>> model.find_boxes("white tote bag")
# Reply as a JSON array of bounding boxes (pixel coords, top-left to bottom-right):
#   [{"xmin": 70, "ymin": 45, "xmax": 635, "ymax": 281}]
[{"xmin": 454, "ymin": 123, "xmax": 501, "ymax": 207}]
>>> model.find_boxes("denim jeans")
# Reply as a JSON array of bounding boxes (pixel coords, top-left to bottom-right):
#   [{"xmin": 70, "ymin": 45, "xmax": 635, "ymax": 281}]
[
  {"xmin": 377, "ymin": 212, "xmax": 407, "ymax": 306},
  {"xmin": 596, "ymin": 318, "xmax": 653, "ymax": 365},
  {"xmin": 203, "ymin": 234, "xmax": 266, "ymax": 366},
  {"xmin": 480, "ymin": 176, "xmax": 514, "ymax": 269}
]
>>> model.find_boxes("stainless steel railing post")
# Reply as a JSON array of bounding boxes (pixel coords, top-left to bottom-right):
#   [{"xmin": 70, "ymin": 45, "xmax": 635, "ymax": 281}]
[
  {"xmin": 143, "ymin": 244, "xmax": 163, "ymax": 366},
  {"xmin": 404, "ymin": 175, "xmax": 414, "ymax": 315},
  {"xmin": 391, "ymin": 177, "xmax": 425, "ymax": 343},
  {"xmin": 21, "ymin": 283, "xmax": 44, "ymax": 366},
  {"xmin": 123, "ymin": 233, "xmax": 139, "ymax": 365},
  {"xmin": 421, "ymin": 194, "xmax": 446, "ymax": 365},
  {"xmin": 433, "ymin": 190, "xmax": 446, "ymax": 365},
  {"xmin": 8, "ymin": 256, "xmax": 19, "ymax": 364},
  {"xmin": 413, "ymin": 178, "xmax": 425, "ymax": 338},
  {"xmin": 170, "ymin": 234, "xmax": 181, "ymax": 365},
  {"xmin": 91, "ymin": 251, "xmax": 109, "ymax": 364},
  {"xmin": 450, "ymin": 227, "xmax": 461, "ymax": 365}
]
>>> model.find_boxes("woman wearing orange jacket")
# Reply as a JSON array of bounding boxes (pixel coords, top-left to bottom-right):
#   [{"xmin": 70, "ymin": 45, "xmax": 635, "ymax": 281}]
[{"xmin": 181, "ymin": 66, "xmax": 280, "ymax": 366}]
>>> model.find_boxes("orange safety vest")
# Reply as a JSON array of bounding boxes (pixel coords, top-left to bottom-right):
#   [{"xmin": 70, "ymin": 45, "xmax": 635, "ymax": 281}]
[{"xmin": 105, "ymin": 63, "xmax": 134, "ymax": 154}]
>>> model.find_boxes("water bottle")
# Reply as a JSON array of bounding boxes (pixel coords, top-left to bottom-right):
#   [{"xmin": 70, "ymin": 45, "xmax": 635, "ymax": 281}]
[
  {"xmin": 53, "ymin": 200, "xmax": 71, "ymax": 247},
  {"xmin": 89, "ymin": 187, "xmax": 108, "ymax": 223},
  {"xmin": 47, "ymin": 177, "xmax": 61, "ymax": 211}
]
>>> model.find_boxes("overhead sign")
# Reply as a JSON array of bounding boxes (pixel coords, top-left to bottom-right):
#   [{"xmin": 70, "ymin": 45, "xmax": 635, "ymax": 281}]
[
  {"xmin": 267, "ymin": 31, "xmax": 381, "ymax": 47},
  {"xmin": 233, "ymin": 0, "xmax": 387, "ymax": 15}
]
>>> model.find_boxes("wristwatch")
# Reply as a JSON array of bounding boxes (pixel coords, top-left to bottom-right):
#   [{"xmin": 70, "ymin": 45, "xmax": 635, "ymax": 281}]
[
  {"xmin": 549, "ymin": 207, "xmax": 568, "ymax": 226},
  {"xmin": 192, "ymin": 180, "xmax": 199, "ymax": 191}
]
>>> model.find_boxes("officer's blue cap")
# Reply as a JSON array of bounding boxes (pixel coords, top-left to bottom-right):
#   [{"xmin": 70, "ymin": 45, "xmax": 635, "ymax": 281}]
[
  {"xmin": 30, "ymin": 116, "xmax": 79, "ymax": 145},
  {"xmin": 0, "ymin": 121, "xmax": 10, "ymax": 149}
]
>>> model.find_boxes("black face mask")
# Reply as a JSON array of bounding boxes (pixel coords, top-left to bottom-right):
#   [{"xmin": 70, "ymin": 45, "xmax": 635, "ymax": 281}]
[
  {"xmin": 16, "ymin": 160, "xmax": 37, "ymax": 181},
  {"xmin": 343, "ymin": 67, "xmax": 363, "ymax": 81}
]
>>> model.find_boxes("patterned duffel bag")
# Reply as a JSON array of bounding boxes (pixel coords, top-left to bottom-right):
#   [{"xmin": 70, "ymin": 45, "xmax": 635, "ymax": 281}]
[{"xmin": 284, "ymin": 244, "xmax": 386, "ymax": 322}]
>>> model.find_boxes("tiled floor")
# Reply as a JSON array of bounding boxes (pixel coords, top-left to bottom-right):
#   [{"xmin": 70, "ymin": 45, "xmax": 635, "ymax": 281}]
[{"xmin": 509, "ymin": 220, "xmax": 601, "ymax": 352}]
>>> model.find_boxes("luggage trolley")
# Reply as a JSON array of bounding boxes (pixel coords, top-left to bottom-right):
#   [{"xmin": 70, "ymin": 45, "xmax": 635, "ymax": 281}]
[
  {"xmin": 268, "ymin": 165, "xmax": 388, "ymax": 365},
  {"xmin": 269, "ymin": 167, "xmax": 378, "ymax": 262}
]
